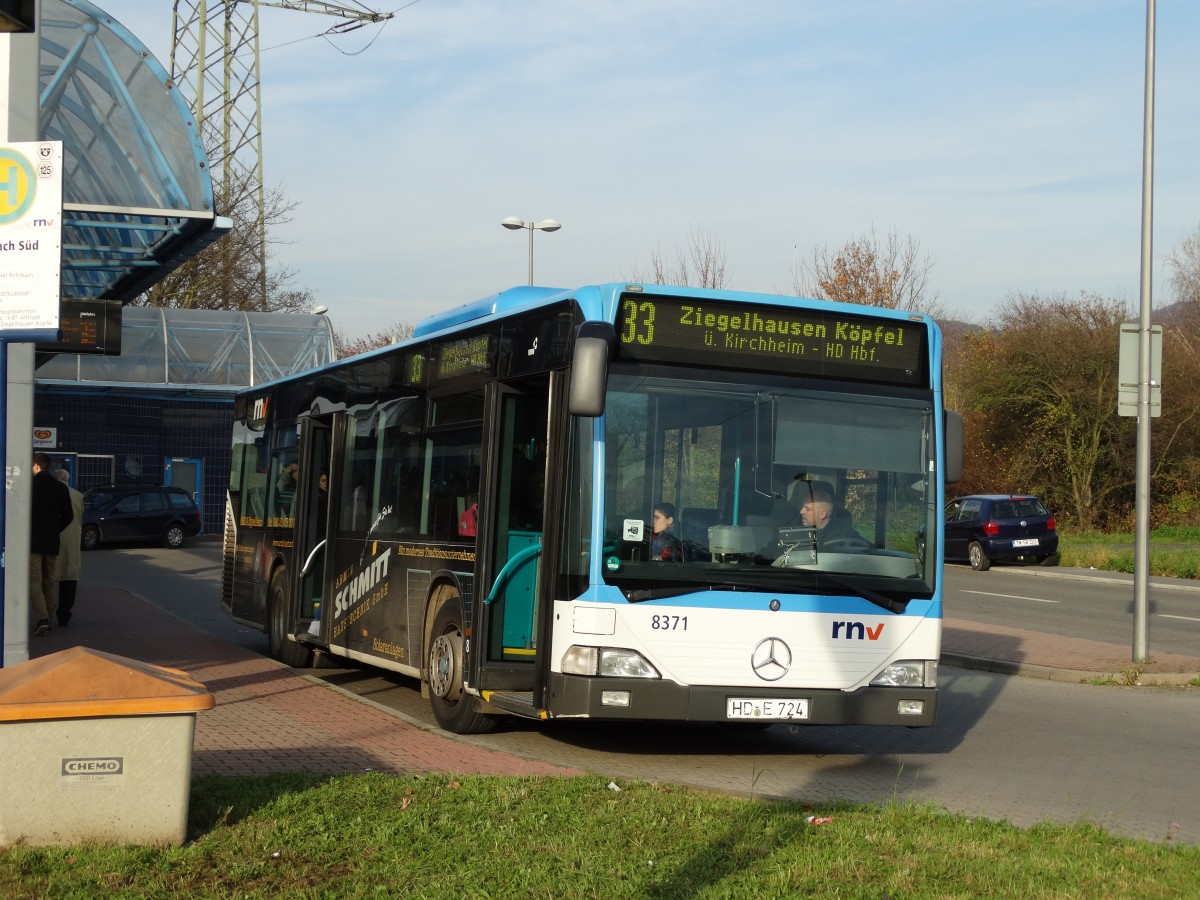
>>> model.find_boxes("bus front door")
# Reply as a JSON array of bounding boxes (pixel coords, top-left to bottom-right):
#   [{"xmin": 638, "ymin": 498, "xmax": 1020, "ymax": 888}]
[
  {"xmin": 294, "ymin": 417, "xmax": 333, "ymax": 641},
  {"xmin": 484, "ymin": 384, "xmax": 549, "ymax": 681}
]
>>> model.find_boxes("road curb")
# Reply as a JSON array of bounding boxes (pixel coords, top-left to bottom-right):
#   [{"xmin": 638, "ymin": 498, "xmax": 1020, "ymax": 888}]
[
  {"xmin": 966, "ymin": 564, "xmax": 1200, "ymax": 593},
  {"xmin": 942, "ymin": 653, "xmax": 1200, "ymax": 687}
]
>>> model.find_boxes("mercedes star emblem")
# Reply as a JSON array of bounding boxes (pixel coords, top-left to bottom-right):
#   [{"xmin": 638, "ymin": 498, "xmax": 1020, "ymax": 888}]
[{"xmin": 751, "ymin": 637, "xmax": 792, "ymax": 681}]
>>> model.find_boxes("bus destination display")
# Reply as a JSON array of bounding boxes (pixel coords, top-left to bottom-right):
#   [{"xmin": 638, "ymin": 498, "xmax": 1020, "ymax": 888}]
[
  {"xmin": 617, "ymin": 294, "xmax": 926, "ymax": 386},
  {"xmin": 436, "ymin": 333, "xmax": 491, "ymax": 379}
]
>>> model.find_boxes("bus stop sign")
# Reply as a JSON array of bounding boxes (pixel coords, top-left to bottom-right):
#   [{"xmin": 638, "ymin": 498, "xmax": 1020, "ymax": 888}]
[{"xmin": 1118, "ymin": 323, "xmax": 1161, "ymax": 418}]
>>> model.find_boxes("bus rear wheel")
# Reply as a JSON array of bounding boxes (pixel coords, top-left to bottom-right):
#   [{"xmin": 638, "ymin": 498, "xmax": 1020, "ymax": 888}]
[
  {"xmin": 268, "ymin": 568, "xmax": 312, "ymax": 668},
  {"xmin": 427, "ymin": 596, "xmax": 497, "ymax": 735}
]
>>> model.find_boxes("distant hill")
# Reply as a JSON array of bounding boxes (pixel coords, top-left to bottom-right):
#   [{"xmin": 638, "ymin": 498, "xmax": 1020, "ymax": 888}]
[
  {"xmin": 1152, "ymin": 299, "xmax": 1197, "ymax": 327},
  {"xmin": 936, "ymin": 318, "xmax": 981, "ymax": 342}
]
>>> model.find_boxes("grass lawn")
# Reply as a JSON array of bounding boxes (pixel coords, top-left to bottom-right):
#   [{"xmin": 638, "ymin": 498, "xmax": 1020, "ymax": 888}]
[
  {"xmin": 2, "ymin": 773, "xmax": 1197, "ymax": 898},
  {"xmin": 1059, "ymin": 526, "xmax": 1200, "ymax": 579}
]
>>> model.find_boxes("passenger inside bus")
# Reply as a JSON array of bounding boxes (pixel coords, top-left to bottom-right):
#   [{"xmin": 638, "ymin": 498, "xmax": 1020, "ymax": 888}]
[
  {"xmin": 650, "ymin": 501, "xmax": 681, "ymax": 561},
  {"xmin": 458, "ymin": 495, "xmax": 478, "ymax": 538},
  {"xmin": 275, "ymin": 459, "xmax": 299, "ymax": 518}
]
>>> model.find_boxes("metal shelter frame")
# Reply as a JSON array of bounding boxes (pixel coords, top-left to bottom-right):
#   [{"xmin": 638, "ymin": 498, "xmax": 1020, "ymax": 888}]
[
  {"xmin": 40, "ymin": 0, "xmax": 230, "ymax": 301},
  {"xmin": 4, "ymin": 0, "xmax": 230, "ymax": 669}
]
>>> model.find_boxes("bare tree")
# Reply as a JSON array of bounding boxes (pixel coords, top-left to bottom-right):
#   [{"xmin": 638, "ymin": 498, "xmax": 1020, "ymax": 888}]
[
  {"xmin": 953, "ymin": 292, "xmax": 1132, "ymax": 529},
  {"xmin": 624, "ymin": 227, "xmax": 728, "ymax": 289},
  {"xmin": 794, "ymin": 227, "xmax": 943, "ymax": 318},
  {"xmin": 1167, "ymin": 221, "xmax": 1200, "ymax": 306},
  {"xmin": 334, "ymin": 322, "xmax": 415, "ymax": 359},
  {"xmin": 134, "ymin": 128, "xmax": 315, "ymax": 313}
]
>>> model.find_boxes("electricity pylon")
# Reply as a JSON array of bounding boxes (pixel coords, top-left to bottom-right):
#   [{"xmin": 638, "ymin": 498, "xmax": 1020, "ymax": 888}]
[{"xmin": 169, "ymin": 2, "xmax": 392, "ymax": 309}]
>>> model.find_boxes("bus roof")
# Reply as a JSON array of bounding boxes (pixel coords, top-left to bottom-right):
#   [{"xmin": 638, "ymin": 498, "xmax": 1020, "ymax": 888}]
[
  {"xmin": 413, "ymin": 285, "xmax": 568, "ymax": 337},
  {"xmin": 241, "ymin": 282, "xmax": 941, "ymax": 396}
]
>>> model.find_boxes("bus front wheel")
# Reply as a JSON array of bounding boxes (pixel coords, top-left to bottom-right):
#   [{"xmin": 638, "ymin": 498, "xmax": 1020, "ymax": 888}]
[
  {"xmin": 427, "ymin": 596, "xmax": 497, "ymax": 735},
  {"xmin": 268, "ymin": 568, "xmax": 312, "ymax": 668}
]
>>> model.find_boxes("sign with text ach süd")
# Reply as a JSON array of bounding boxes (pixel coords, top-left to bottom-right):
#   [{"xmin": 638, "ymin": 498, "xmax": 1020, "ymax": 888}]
[
  {"xmin": 617, "ymin": 293, "xmax": 928, "ymax": 386},
  {"xmin": 0, "ymin": 141, "xmax": 64, "ymax": 333}
]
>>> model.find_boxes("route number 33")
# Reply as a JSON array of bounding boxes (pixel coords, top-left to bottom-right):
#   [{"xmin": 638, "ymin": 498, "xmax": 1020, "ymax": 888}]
[{"xmin": 620, "ymin": 299, "xmax": 655, "ymax": 345}]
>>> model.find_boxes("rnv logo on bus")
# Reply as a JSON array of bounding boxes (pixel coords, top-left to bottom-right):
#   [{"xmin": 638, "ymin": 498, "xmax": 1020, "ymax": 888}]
[
  {"xmin": 333, "ymin": 549, "xmax": 391, "ymax": 619},
  {"xmin": 251, "ymin": 397, "xmax": 269, "ymax": 423},
  {"xmin": 832, "ymin": 622, "xmax": 885, "ymax": 641}
]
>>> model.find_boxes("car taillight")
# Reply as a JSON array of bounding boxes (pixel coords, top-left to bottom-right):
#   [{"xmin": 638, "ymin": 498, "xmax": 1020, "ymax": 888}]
[
  {"xmin": 982, "ymin": 520, "xmax": 999, "ymax": 536},
  {"xmin": 1046, "ymin": 516, "xmax": 1056, "ymax": 531}
]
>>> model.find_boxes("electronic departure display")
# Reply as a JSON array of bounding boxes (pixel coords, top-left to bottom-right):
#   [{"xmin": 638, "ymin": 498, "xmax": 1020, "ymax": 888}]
[
  {"xmin": 616, "ymin": 294, "xmax": 927, "ymax": 386},
  {"xmin": 36, "ymin": 299, "xmax": 123, "ymax": 356}
]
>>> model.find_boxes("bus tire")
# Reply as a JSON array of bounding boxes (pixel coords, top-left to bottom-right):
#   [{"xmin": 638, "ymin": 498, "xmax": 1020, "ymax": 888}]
[
  {"xmin": 427, "ymin": 596, "xmax": 497, "ymax": 735},
  {"xmin": 268, "ymin": 568, "xmax": 312, "ymax": 668}
]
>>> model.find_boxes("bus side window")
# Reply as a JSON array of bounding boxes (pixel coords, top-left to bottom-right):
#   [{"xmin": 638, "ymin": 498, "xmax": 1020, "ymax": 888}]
[
  {"xmin": 269, "ymin": 454, "xmax": 298, "ymax": 520},
  {"xmin": 423, "ymin": 431, "xmax": 482, "ymax": 541}
]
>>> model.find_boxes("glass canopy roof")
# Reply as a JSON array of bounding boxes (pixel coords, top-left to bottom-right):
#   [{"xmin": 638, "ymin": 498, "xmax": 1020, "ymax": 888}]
[
  {"xmin": 40, "ymin": 0, "xmax": 228, "ymax": 301},
  {"xmin": 36, "ymin": 307, "xmax": 336, "ymax": 390}
]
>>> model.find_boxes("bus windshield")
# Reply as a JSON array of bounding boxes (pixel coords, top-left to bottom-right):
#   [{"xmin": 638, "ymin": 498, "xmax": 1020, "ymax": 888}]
[{"xmin": 599, "ymin": 366, "xmax": 938, "ymax": 601}]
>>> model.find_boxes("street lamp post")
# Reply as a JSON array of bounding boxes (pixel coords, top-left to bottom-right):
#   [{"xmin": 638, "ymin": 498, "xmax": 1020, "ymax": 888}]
[{"xmin": 501, "ymin": 216, "xmax": 561, "ymax": 285}]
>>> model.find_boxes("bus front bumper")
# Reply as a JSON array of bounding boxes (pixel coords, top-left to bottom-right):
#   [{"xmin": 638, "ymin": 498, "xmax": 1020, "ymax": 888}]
[{"xmin": 546, "ymin": 673, "xmax": 938, "ymax": 727}]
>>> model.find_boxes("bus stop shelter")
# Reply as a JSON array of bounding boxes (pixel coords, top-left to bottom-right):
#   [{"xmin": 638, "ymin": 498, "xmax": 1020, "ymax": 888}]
[{"xmin": 4, "ymin": 0, "xmax": 230, "ymax": 666}]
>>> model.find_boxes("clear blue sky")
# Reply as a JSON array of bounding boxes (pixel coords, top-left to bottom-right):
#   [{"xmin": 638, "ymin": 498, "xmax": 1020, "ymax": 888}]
[{"xmin": 100, "ymin": 1, "xmax": 1200, "ymax": 338}]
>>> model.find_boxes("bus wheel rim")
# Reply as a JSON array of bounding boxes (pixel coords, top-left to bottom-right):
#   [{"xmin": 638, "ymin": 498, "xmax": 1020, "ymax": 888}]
[{"xmin": 429, "ymin": 633, "xmax": 462, "ymax": 701}]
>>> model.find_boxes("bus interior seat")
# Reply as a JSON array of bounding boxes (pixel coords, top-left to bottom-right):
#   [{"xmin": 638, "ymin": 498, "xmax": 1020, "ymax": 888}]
[
  {"xmin": 680, "ymin": 507, "xmax": 720, "ymax": 558},
  {"xmin": 275, "ymin": 489, "xmax": 295, "ymax": 516},
  {"xmin": 789, "ymin": 479, "xmax": 836, "ymax": 504},
  {"xmin": 247, "ymin": 487, "xmax": 265, "ymax": 520},
  {"xmin": 432, "ymin": 498, "xmax": 456, "ymax": 540}
]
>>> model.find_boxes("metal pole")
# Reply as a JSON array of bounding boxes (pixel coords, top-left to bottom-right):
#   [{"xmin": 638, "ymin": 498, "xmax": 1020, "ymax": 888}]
[
  {"xmin": 527, "ymin": 225, "xmax": 534, "ymax": 286},
  {"xmin": 1133, "ymin": 0, "xmax": 1155, "ymax": 662},
  {"xmin": 3, "ymin": 6, "xmax": 42, "ymax": 669},
  {"xmin": 1, "ymin": 339, "xmax": 6, "ymax": 665}
]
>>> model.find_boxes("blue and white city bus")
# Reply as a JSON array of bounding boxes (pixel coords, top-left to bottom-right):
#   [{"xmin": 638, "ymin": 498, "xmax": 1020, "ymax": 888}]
[{"xmin": 222, "ymin": 283, "xmax": 963, "ymax": 734}]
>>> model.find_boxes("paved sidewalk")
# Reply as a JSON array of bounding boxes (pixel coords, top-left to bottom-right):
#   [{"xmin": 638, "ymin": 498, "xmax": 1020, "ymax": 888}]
[
  {"xmin": 26, "ymin": 586, "xmax": 581, "ymax": 779},
  {"xmin": 942, "ymin": 617, "xmax": 1200, "ymax": 685},
  {"xmin": 943, "ymin": 566, "xmax": 1200, "ymax": 685},
  {"xmin": 23, "ymin": 584, "xmax": 1200, "ymax": 780}
]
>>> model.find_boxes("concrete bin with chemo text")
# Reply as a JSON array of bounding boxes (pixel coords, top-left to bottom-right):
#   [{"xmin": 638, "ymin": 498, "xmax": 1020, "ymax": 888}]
[{"xmin": 0, "ymin": 646, "xmax": 214, "ymax": 847}]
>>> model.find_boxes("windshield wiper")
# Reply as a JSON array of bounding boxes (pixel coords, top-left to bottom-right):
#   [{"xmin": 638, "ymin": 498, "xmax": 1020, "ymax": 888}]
[
  {"xmin": 623, "ymin": 583, "xmax": 735, "ymax": 603},
  {"xmin": 614, "ymin": 570, "xmax": 915, "ymax": 612},
  {"xmin": 719, "ymin": 567, "xmax": 915, "ymax": 613},
  {"xmin": 818, "ymin": 575, "xmax": 909, "ymax": 614}
]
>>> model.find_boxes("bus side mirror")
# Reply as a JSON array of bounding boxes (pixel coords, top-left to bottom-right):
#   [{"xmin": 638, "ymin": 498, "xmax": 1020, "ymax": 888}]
[
  {"xmin": 944, "ymin": 410, "xmax": 964, "ymax": 484},
  {"xmin": 568, "ymin": 322, "xmax": 615, "ymax": 417}
]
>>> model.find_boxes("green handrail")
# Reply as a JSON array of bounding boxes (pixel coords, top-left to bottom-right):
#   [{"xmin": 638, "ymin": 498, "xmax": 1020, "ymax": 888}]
[{"xmin": 484, "ymin": 541, "xmax": 542, "ymax": 605}]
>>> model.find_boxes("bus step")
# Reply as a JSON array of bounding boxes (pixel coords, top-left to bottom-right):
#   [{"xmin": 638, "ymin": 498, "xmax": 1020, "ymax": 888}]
[
  {"xmin": 480, "ymin": 690, "xmax": 540, "ymax": 718},
  {"xmin": 295, "ymin": 625, "xmax": 325, "ymax": 649}
]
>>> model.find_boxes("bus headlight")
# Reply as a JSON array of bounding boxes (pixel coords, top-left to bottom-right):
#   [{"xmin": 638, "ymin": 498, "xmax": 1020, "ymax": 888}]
[
  {"xmin": 561, "ymin": 645, "xmax": 660, "ymax": 679},
  {"xmin": 599, "ymin": 649, "xmax": 659, "ymax": 679},
  {"xmin": 870, "ymin": 660, "xmax": 937, "ymax": 688}
]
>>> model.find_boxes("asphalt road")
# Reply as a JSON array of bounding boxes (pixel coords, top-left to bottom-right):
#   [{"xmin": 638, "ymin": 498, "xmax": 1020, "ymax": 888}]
[
  {"xmin": 943, "ymin": 563, "xmax": 1200, "ymax": 658},
  {"xmin": 84, "ymin": 540, "xmax": 1200, "ymax": 846}
]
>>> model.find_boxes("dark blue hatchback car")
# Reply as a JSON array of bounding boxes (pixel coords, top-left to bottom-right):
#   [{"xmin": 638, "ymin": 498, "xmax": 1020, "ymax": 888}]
[
  {"xmin": 81, "ymin": 485, "xmax": 202, "ymax": 551},
  {"xmin": 943, "ymin": 494, "xmax": 1059, "ymax": 571}
]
